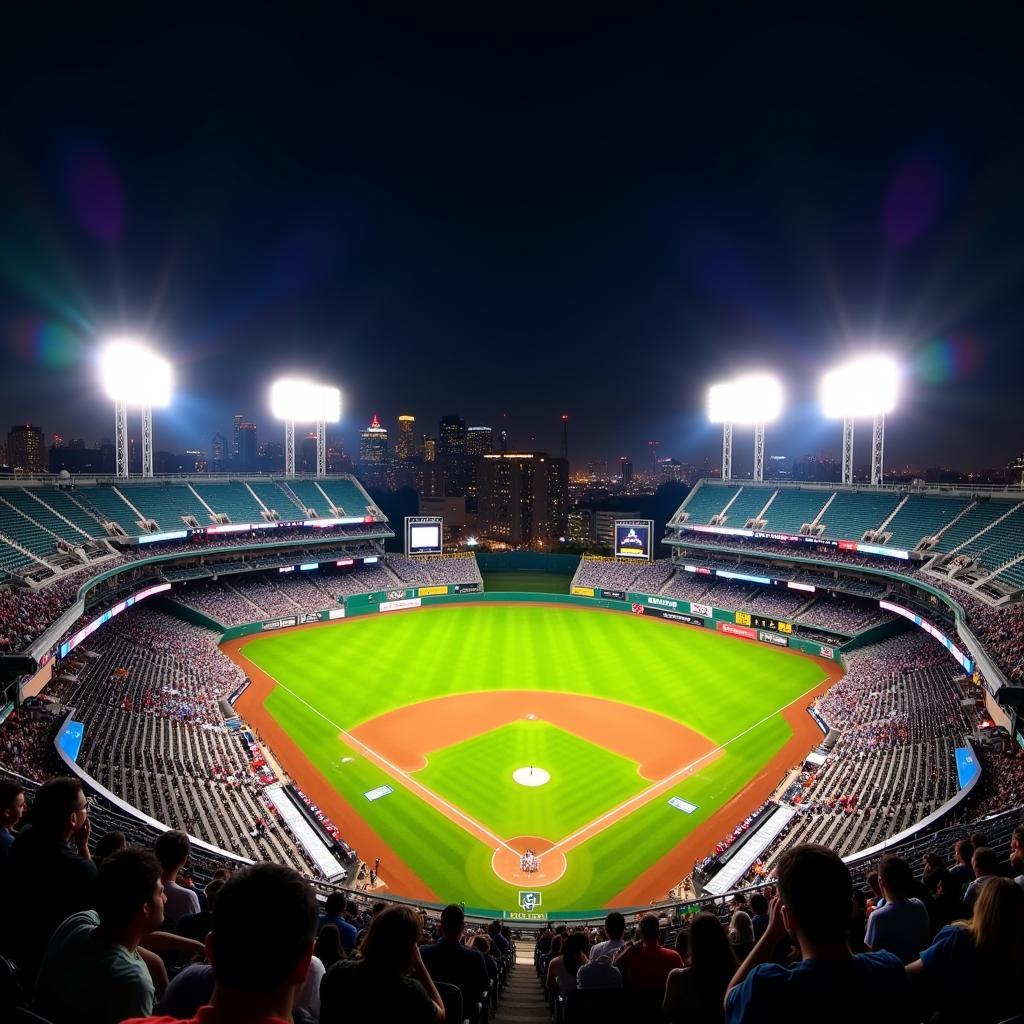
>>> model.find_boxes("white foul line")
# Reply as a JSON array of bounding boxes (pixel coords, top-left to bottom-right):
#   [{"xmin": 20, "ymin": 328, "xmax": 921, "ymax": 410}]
[
  {"xmin": 545, "ymin": 671, "xmax": 833, "ymax": 855},
  {"xmin": 261, "ymin": 674, "xmax": 520, "ymax": 857}
]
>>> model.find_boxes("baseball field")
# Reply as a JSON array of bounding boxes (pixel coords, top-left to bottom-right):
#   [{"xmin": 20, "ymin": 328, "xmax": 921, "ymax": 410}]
[{"xmin": 228, "ymin": 603, "xmax": 839, "ymax": 914}]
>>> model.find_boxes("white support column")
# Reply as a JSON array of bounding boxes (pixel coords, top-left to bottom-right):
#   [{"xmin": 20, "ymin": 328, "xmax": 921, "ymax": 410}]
[
  {"xmin": 871, "ymin": 413, "xmax": 885, "ymax": 487},
  {"xmin": 316, "ymin": 421, "xmax": 326, "ymax": 477},
  {"xmin": 141, "ymin": 406, "xmax": 154, "ymax": 478},
  {"xmin": 114, "ymin": 399, "xmax": 129, "ymax": 479},
  {"xmin": 284, "ymin": 421, "xmax": 296, "ymax": 478},
  {"xmin": 721, "ymin": 423, "xmax": 733, "ymax": 481},
  {"xmin": 753, "ymin": 422, "xmax": 765, "ymax": 483},
  {"xmin": 842, "ymin": 416, "xmax": 854, "ymax": 486}
]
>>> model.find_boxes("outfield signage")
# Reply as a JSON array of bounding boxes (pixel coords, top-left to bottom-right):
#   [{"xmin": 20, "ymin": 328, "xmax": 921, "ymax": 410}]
[
  {"xmin": 645, "ymin": 595, "xmax": 679, "ymax": 610},
  {"xmin": 615, "ymin": 519, "xmax": 653, "ymax": 560},
  {"xmin": 261, "ymin": 616, "xmax": 297, "ymax": 631},
  {"xmin": 758, "ymin": 630, "xmax": 789, "ymax": 647},
  {"xmin": 634, "ymin": 605, "xmax": 704, "ymax": 628},
  {"xmin": 380, "ymin": 597, "xmax": 422, "ymax": 613},
  {"xmin": 819, "ymin": 644, "xmax": 834, "ymax": 659},
  {"xmin": 386, "ymin": 589, "xmax": 410, "ymax": 601},
  {"xmin": 690, "ymin": 602, "xmax": 712, "ymax": 617},
  {"xmin": 572, "ymin": 585, "xmax": 596, "ymax": 597},
  {"xmin": 718, "ymin": 621, "xmax": 757, "ymax": 640},
  {"xmin": 454, "ymin": 582, "xmax": 481, "ymax": 593},
  {"xmin": 600, "ymin": 588, "xmax": 626, "ymax": 601},
  {"xmin": 418, "ymin": 585, "xmax": 449, "ymax": 597},
  {"xmin": 328, "ymin": 608, "xmax": 346, "ymax": 620}
]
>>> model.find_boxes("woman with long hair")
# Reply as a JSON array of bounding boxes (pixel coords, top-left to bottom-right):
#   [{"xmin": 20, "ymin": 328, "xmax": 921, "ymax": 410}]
[
  {"xmin": 728, "ymin": 910, "xmax": 755, "ymax": 961},
  {"xmin": 908, "ymin": 876, "xmax": 1024, "ymax": 1024},
  {"xmin": 320, "ymin": 904, "xmax": 445, "ymax": 1023},
  {"xmin": 663, "ymin": 913, "xmax": 738, "ymax": 1024},
  {"xmin": 546, "ymin": 930, "xmax": 590, "ymax": 997},
  {"xmin": 315, "ymin": 922, "xmax": 345, "ymax": 971}
]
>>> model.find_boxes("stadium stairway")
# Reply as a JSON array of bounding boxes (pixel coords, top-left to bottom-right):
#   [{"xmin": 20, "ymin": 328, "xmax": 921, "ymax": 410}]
[{"xmin": 496, "ymin": 962, "xmax": 546, "ymax": 1024}]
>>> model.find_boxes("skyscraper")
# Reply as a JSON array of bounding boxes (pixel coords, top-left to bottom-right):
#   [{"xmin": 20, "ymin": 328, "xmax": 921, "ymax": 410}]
[
  {"xmin": 211, "ymin": 431, "xmax": 228, "ymax": 469},
  {"xmin": 466, "ymin": 426, "xmax": 493, "ymax": 455},
  {"xmin": 478, "ymin": 452, "xmax": 569, "ymax": 546},
  {"xmin": 620, "ymin": 457, "xmax": 633, "ymax": 487},
  {"xmin": 396, "ymin": 415, "xmax": 416, "ymax": 460},
  {"xmin": 359, "ymin": 414, "xmax": 389, "ymax": 466},
  {"xmin": 7, "ymin": 424, "xmax": 45, "ymax": 472},
  {"xmin": 423, "ymin": 436, "xmax": 437, "ymax": 462},
  {"xmin": 232, "ymin": 414, "xmax": 244, "ymax": 460},
  {"xmin": 238, "ymin": 422, "xmax": 258, "ymax": 470},
  {"xmin": 438, "ymin": 415, "xmax": 466, "ymax": 456}
]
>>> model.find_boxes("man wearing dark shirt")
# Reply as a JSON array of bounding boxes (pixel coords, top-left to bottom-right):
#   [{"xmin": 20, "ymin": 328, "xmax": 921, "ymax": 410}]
[
  {"xmin": 726, "ymin": 844, "xmax": 911, "ymax": 1024},
  {"xmin": 0, "ymin": 777, "xmax": 97, "ymax": 979},
  {"xmin": 0, "ymin": 778, "xmax": 26, "ymax": 858},
  {"xmin": 421, "ymin": 904, "xmax": 489, "ymax": 1015},
  {"xmin": 318, "ymin": 892, "xmax": 358, "ymax": 952}
]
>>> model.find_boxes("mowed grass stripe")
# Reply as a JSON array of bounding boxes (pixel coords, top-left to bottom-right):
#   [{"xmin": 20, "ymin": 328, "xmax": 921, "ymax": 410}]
[{"xmin": 245, "ymin": 605, "xmax": 824, "ymax": 910}]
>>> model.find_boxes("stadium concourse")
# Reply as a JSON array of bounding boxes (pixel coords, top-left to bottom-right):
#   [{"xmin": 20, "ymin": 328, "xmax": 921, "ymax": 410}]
[{"xmin": 1, "ymin": 477, "xmax": 1024, "ymax": 1023}]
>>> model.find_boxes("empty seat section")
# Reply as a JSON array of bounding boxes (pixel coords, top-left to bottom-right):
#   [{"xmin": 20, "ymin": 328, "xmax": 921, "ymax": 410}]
[
  {"xmin": 818, "ymin": 491, "xmax": 901, "ymax": 540},
  {"xmin": 39, "ymin": 489, "xmax": 106, "ymax": 537},
  {"xmin": 286, "ymin": 481, "xmax": 333, "ymax": 517},
  {"xmin": 4, "ymin": 490, "xmax": 90, "ymax": 546},
  {"xmin": 119, "ymin": 485, "xmax": 210, "ymax": 528},
  {"xmin": 997, "ymin": 559, "xmax": 1024, "ymax": 589},
  {"xmin": 881, "ymin": 495, "xmax": 972, "ymax": 550},
  {"xmin": 192, "ymin": 483, "xmax": 264, "ymax": 524},
  {"xmin": 0, "ymin": 502, "xmax": 58, "ymax": 557},
  {"xmin": 761, "ymin": 489, "xmax": 830, "ymax": 533},
  {"xmin": 720, "ymin": 485, "xmax": 774, "ymax": 525},
  {"xmin": 0, "ymin": 539, "xmax": 32, "ymax": 572},
  {"xmin": 248, "ymin": 482, "xmax": 304, "ymax": 516},
  {"xmin": 317, "ymin": 477, "xmax": 374, "ymax": 515},
  {"xmin": 934, "ymin": 500, "xmax": 1014, "ymax": 554},
  {"xmin": 678, "ymin": 484, "xmax": 738, "ymax": 524},
  {"xmin": 963, "ymin": 503, "xmax": 1024, "ymax": 572},
  {"xmin": 85, "ymin": 487, "xmax": 147, "ymax": 534}
]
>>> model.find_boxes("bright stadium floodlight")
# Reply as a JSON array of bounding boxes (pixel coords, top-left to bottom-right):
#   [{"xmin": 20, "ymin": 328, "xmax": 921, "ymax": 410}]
[
  {"xmin": 821, "ymin": 355, "xmax": 899, "ymax": 486},
  {"xmin": 707, "ymin": 374, "xmax": 784, "ymax": 482},
  {"xmin": 99, "ymin": 338, "xmax": 173, "ymax": 478},
  {"xmin": 270, "ymin": 379, "xmax": 342, "ymax": 478}
]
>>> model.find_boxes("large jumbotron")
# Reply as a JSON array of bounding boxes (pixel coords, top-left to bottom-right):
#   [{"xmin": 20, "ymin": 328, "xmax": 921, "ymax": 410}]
[{"xmin": 1, "ymin": 358, "xmax": 1023, "ymax": 922}]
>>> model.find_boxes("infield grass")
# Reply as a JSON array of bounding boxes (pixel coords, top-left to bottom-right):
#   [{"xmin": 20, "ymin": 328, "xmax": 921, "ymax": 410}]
[{"xmin": 240, "ymin": 604, "xmax": 826, "ymax": 913}]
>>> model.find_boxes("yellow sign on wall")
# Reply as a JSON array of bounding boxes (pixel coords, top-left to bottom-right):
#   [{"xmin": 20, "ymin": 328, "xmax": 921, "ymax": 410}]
[
  {"xmin": 572, "ymin": 586, "xmax": 596, "ymax": 597},
  {"xmin": 735, "ymin": 610, "xmax": 752, "ymax": 626},
  {"xmin": 418, "ymin": 586, "xmax": 449, "ymax": 596}
]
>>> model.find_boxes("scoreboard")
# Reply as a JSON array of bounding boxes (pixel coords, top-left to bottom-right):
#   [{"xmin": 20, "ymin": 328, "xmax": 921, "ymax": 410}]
[{"xmin": 735, "ymin": 610, "xmax": 793, "ymax": 634}]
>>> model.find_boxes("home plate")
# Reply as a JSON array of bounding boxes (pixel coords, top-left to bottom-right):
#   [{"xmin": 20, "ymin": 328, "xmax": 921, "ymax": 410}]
[{"xmin": 513, "ymin": 767, "xmax": 550, "ymax": 787}]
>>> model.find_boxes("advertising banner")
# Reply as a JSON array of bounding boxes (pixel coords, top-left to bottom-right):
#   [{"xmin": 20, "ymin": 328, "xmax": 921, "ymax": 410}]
[
  {"xmin": 454, "ymin": 582, "xmax": 481, "ymax": 594},
  {"xmin": 718, "ymin": 621, "xmax": 757, "ymax": 640},
  {"xmin": 600, "ymin": 588, "xmax": 626, "ymax": 601},
  {"xmin": 639, "ymin": 606, "xmax": 705, "ymax": 627},
  {"xmin": 818, "ymin": 644, "xmax": 834, "ymax": 659},
  {"xmin": 690, "ymin": 602, "xmax": 712, "ymax": 617},
  {"xmin": 380, "ymin": 597, "xmax": 422, "ymax": 613},
  {"xmin": 571, "ymin": 585, "xmax": 596, "ymax": 597},
  {"xmin": 614, "ymin": 519, "xmax": 653, "ymax": 560},
  {"xmin": 758, "ymin": 630, "xmax": 789, "ymax": 647},
  {"xmin": 418, "ymin": 585, "xmax": 449, "ymax": 597}
]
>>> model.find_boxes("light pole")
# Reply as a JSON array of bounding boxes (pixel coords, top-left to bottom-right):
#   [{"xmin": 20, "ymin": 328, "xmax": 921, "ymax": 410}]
[
  {"xmin": 708, "ymin": 374, "xmax": 783, "ymax": 482},
  {"xmin": 270, "ymin": 379, "xmax": 342, "ymax": 478},
  {"xmin": 99, "ymin": 339, "xmax": 172, "ymax": 478},
  {"xmin": 821, "ymin": 355, "xmax": 899, "ymax": 486}
]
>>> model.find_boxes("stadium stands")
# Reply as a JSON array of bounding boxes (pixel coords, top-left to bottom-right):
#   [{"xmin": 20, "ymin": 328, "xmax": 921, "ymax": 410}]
[
  {"xmin": 817, "ymin": 489, "xmax": 901, "ymax": 539},
  {"xmin": 385, "ymin": 554, "xmax": 484, "ymax": 588},
  {"xmin": 675, "ymin": 483, "xmax": 738, "ymax": 523},
  {"xmin": 760, "ymin": 487, "xmax": 831, "ymax": 533},
  {"xmin": 879, "ymin": 494, "xmax": 972, "ymax": 550}
]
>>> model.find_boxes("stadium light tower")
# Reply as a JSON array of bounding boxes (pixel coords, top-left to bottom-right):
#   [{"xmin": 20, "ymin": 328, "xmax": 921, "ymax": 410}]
[
  {"xmin": 707, "ymin": 374, "xmax": 784, "ymax": 482},
  {"xmin": 99, "ymin": 339, "xmax": 173, "ymax": 479},
  {"xmin": 821, "ymin": 355, "xmax": 899, "ymax": 486},
  {"xmin": 270, "ymin": 379, "xmax": 342, "ymax": 478}
]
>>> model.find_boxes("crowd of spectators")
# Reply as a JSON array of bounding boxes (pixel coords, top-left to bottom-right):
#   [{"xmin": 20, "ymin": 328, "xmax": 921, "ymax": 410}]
[{"xmin": 386, "ymin": 555, "xmax": 483, "ymax": 588}]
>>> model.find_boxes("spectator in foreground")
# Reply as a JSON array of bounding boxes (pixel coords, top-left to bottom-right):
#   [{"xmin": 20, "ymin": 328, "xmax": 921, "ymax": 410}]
[
  {"xmin": 154, "ymin": 830, "xmax": 200, "ymax": 926},
  {"xmin": 948, "ymin": 839, "xmax": 974, "ymax": 892},
  {"xmin": 0, "ymin": 777, "xmax": 26, "ymax": 857},
  {"xmin": 421, "ymin": 903, "xmax": 489, "ymax": 1014},
  {"xmin": 94, "ymin": 830, "xmax": 127, "ymax": 863},
  {"xmin": 319, "ymin": 891, "xmax": 358, "ymax": 953},
  {"xmin": 728, "ymin": 911, "xmax": 755, "ymax": 961},
  {"xmin": 748, "ymin": 894, "xmax": 770, "ymax": 941},
  {"xmin": 589, "ymin": 910, "xmax": 627, "ymax": 962},
  {"xmin": 546, "ymin": 930, "xmax": 589, "ymax": 997},
  {"xmin": 35, "ymin": 848, "xmax": 165, "ymax": 1024},
  {"xmin": 865, "ymin": 856, "xmax": 931, "ymax": 964},
  {"xmin": 613, "ymin": 914, "xmax": 683, "ymax": 1004},
  {"xmin": 123, "ymin": 862, "xmax": 319, "ymax": 1024},
  {"xmin": 663, "ymin": 912, "xmax": 736, "ymax": 1024},
  {"xmin": 725, "ymin": 844, "xmax": 911, "ymax": 1024},
  {"xmin": 320, "ymin": 904, "xmax": 445, "ymax": 1024},
  {"xmin": 963, "ymin": 847, "xmax": 1000, "ymax": 914},
  {"xmin": 908, "ymin": 876, "xmax": 1024, "ymax": 1024},
  {"xmin": 0, "ymin": 776, "xmax": 96, "ymax": 978},
  {"xmin": 314, "ymin": 923, "xmax": 346, "ymax": 971}
]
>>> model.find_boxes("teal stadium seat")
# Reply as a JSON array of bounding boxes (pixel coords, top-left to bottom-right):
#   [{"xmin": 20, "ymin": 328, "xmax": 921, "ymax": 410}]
[
  {"xmin": 761, "ymin": 488, "xmax": 831, "ymax": 533},
  {"xmin": 934, "ymin": 499, "xmax": 1015, "ymax": 554},
  {"xmin": 720, "ymin": 485, "xmax": 775, "ymax": 526},
  {"xmin": 191, "ymin": 482, "xmax": 265, "ymax": 524},
  {"xmin": 248, "ymin": 482, "xmax": 306, "ymax": 517},
  {"xmin": 678, "ymin": 484, "xmax": 739, "ymax": 523},
  {"xmin": 817, "ymin": 490, "xmax": 901, "ymax": 541},
  {"xmin": 118, "ymin": 485, "xmax": 211, "ymax": 529},
  {"xmin": 880, "ymin": 495, "xmax": 972, "ymax": 551},
  {"xmin": 286, "ymin": 480, "xmax": 334, "ymax": 517},
  {"xmin": 318, "ymin": 477, "xmax": 375, "ymax": 516},
  {"xmin": 959, "ymin": 503, "xmax": 1024, "ymax": 574},
  {"xmin": 80, "ymin": 486, "xmax": 147, "ymax": 535},
  {"xmin": 3, "ymin": 490, "xmax": 89, "ymax": 547}
]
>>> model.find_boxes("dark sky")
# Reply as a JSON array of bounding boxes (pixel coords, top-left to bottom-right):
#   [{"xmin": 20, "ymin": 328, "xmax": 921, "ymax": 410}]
[{"xmin": 2, "ymin": 5, "xmax": 1023, "ymax": 472}]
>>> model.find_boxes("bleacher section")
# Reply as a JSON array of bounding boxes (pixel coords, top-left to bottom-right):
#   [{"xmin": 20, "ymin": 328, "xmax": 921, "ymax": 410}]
[
  {"xmin": 0, "ymin": 500, "xmax": 59, "ymax": 558},
  {"xmin": 958, "ymin": 502, "xmax": 1024, "ymax": 573},
  {"xmin": 248, "ymin": 481, "xmax": 303, "ymax": 517},
  {"xmin": 319, "ymin": 477, "xmax": 376, "ymax": 515},
  {"xmin": 191, "ymin": 482, "xmax": 265, "ymax": 523},
  {"xmin": 677, "ymin": 484, "xmax": 738, "ymax": 523},
  {"xmin": 82, "ymin": 485, "xmax": 146, "ymax": 534},
  {"xmin": 119, "ymin": 483, "xmax": 211, "ymax": 527},
  {"xmin": 880, "ymin": 494, "xmax": 972, "ymax": 550},
  {"xmin": 817, "ymin": 489, "xmax": 901, "ymax": 540},
  {"xmin": 933, "ymin": 498, "xmax": 1013, "ymax": 554},
  {"xmin": 719, "ymin": 485, "xmax": 772, "ymax": 526},
  {"xmin": 286, "ymin": 480, "xmax": 334, "ymax": 517},
  {"xmin": 760, "ymin": 487, "xmax": 830, "ymax": 532},
  {"xmin": 2, "ymin": 489, "xmax": 91, "ymax": 546}
]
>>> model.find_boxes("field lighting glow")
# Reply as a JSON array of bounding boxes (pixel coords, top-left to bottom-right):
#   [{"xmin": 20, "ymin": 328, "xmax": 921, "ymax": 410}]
[
  {"xmin": 707, "ymin": 374, "xmax": 784, "ymax": 424},
  {"xmin": 821, "ymin": 355, "xmax": 899, "ymax": 418},
  {"xmin": 270, "ymin": 379, "xmax": 342, "ymax": 423},
  {"xmin": 99, "ymin": 339, "xmax": 172, "ymax": 406}
]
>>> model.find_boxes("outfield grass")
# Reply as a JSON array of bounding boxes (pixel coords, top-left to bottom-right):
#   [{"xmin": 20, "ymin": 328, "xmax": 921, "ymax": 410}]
[
  {"xmin": 241, "ymin": 604, "xmax": 826, "ymax": 913},
  {"xmin": 415, "ymin": 720, "xmax": 648, "ymax": 840}
]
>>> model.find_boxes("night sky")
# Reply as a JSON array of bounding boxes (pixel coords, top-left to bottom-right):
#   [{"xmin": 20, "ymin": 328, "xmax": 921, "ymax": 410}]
[{"xmin": 2, "ymin": 6, "xmax": 1023, "ymax": 473}]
